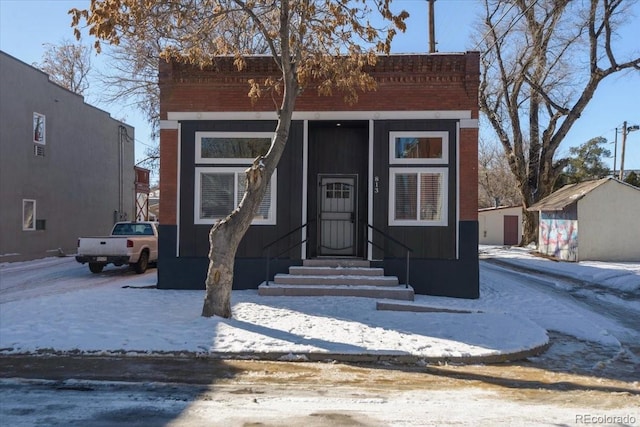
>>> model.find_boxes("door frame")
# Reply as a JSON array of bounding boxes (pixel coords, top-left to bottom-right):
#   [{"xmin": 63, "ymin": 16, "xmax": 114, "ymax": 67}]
[{"xmin": 304, "ymin": 120, "xmax": 369, "ymax": 259}]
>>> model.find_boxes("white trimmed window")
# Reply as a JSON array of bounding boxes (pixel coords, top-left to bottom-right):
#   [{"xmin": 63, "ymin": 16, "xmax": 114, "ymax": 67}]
[
  {"xmin": 196, "ymin": 132, "xmax": 272, "ymax": 163},
  {"xmin": 389, "ymin": 131, "xmax": 448, "ymax": 164},
  {"xmin": 389, "ymin": 168, "xmax": 447, "ymax": 226},
  {"xmin": 33, "ymin": 113, "xmax": 46, "ymax": 145},
  {"xmin": 195, "ymin": 167, "xmax": 277, "ymax": 225},
  {"xmin": 23, "ymin": 199, "xmax": 36, "ymax": 231}
]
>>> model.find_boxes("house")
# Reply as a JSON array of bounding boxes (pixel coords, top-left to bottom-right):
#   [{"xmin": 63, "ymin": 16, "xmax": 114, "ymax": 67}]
[
  {"xmin": 0, "ymin": 51, "xmax": 135, "ymax": 262},
  {"xmin": 528, "ymin": 177, "xmax": 640, "ymax": 262},
  {"xmin": 158, "ymin": 53, "xmax": 480, "ymax": 299},
  {"xmin": 478, "ymin": 206, "xmax": 523, "ymax": 246}
]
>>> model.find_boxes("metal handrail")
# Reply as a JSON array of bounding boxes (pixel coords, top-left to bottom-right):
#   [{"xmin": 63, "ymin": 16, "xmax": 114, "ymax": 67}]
[
  {"xmin": 262, "ymin": 220, "xmax": 412, "ymax": 289},
  {"xmin": 263, "ymin": 219, "xmax": 316, "ymax": 286},
  {"xmin": 366, "ymin": 224, "xmax": 413, "ymax": 288}
]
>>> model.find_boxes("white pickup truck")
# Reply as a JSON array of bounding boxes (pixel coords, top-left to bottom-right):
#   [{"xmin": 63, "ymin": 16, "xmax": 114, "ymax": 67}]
[{"xmin": 76, "ymin": 221, "xmax": 159, "ymax": 274}]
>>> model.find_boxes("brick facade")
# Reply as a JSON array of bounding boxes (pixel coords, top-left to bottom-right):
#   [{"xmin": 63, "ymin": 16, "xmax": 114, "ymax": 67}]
[{"xmin": 160, "ymin": 53, "xmax": 479, "ymax": 225}]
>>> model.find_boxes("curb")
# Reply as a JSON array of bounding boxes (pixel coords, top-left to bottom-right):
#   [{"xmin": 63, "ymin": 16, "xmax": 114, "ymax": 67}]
[{"xmin": 0, "ymin": 340, "xmax": 550, "ymax": 367}]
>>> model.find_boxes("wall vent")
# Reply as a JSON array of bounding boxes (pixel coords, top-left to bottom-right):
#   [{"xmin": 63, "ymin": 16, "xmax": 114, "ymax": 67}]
[{"xmin": 34, "ymin": 145, "xmax": 45, "ymax": 157}]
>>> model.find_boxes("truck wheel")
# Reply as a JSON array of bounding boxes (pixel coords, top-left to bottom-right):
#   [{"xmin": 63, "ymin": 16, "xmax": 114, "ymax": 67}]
[
  {"xmin": 134, "ymin": 251, "xmax": 149, "ymax": 274},
  {"xmin": 89, "ymin": 263, "xmax": 104, "ymax": 274}
]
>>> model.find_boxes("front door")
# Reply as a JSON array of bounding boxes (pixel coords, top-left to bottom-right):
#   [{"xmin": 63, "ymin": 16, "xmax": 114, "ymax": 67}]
[{"xmin": 318, "ymin": 175, "xmax": 357, "ymax": 256}]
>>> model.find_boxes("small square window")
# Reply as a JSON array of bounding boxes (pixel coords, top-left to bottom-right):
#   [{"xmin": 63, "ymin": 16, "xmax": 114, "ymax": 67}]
[
  {"xmin": 389, "ymin": 168, "xmax": 448, "ymax": 226},
  {"xmin": 195, "ymin": 167, "xmax": 277, "ymax": 225}
]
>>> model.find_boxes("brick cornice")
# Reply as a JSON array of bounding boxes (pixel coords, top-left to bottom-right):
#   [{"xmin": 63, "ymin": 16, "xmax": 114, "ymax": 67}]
[{"xmin": 159, "ymin": 53, "xmax": 477, "ymax": 87}]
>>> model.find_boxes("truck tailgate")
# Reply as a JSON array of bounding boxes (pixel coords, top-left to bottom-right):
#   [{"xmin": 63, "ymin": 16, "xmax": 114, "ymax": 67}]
[{"xmin": 78, "ymin": 237, "xmax": 128, "ymax": 256}]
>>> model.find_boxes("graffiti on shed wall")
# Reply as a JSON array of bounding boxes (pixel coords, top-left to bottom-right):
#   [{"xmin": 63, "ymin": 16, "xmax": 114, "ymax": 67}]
[{"xmin": 539, "ymin": 210, "xmax": 578, "ymax": 261}]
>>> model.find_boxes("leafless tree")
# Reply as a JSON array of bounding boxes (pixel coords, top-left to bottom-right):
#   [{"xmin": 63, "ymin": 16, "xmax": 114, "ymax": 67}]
[
  {"xmin": 36, "ymin": 39, "xmax": 91, "ymax": 96},
  {"xmin": 476, "ymin": 0, "xmax": 640, "ymax": 243},
  {"xmin": 478, "ymin": 137, "xmax": 522, "ymax": 209}
]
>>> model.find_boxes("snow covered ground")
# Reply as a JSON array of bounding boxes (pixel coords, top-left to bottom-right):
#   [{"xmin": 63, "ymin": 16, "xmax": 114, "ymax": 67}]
[{"xmin": 1, "ymin": 246, "xmax": 638, "ymax": 362}]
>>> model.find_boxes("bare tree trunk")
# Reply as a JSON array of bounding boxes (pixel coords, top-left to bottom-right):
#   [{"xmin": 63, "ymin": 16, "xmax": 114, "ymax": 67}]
[
  {"xmin": 521, "ymin": 209, "xmax": 538, "ymax": 246},
  {"xmin": 202, "ymin": 2, "xmax": 299, "ymax": 317},
  {"xmin": 201, "ymin": 104, "xmax": 295, "ymax": 318},
  {"xmin": 201, "ymin": 159, "xmax": 269, "ymax": 318},
  {"xmin": 201, "ymin": 223, "xmax": 237, "ymax": 318}
]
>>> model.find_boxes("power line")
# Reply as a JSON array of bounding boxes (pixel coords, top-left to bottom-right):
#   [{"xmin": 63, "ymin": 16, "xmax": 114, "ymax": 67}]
[
  {"xmin": 478, "ymin": 0, "xmax": 542, "ymax": 57},
  {"xmin": 473, "ymin": 0, "xmax": 518, "ymax": 51}
]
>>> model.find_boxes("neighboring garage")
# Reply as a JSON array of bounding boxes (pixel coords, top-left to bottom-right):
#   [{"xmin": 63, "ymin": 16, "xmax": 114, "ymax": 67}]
[{"xmin": 479, "ymin": 206, "xmax": 523, "ymax": 246}]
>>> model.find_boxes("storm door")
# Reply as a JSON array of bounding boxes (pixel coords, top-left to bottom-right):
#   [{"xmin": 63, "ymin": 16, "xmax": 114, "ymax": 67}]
[{"xmin": 318, "ymin": 175, "xmax": 357, "ymax": 256}]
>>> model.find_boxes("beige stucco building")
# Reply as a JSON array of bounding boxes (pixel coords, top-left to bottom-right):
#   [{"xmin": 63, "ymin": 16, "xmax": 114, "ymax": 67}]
[{"xmin": 478, "ymin": 206, "xmax": 523, "ymax": 246}]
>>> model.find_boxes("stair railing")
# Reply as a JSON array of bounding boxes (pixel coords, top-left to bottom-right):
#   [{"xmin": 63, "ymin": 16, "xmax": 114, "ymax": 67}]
[
  {"xmin": 262, "ymin": 219, "xmax": 315, "ymax": 286},
  {"xmin": 366, "ymin": 224, "xmax": 413, "ymax": 289}
]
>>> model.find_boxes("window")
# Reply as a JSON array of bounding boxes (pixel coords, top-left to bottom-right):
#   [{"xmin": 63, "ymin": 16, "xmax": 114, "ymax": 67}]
[
  {"xmin": 389, "ymin": 168, "xmax": 447, "ymax": 226},
  {"xmin": 326, "ymin": 183, "xmax": 351, "ymax": 199},
  {"xmin": 195, "ymin": 167, "xmax": 277, "ymax": 225},
  {"xmin": 33, "ymin": 113, "xmax": 46, "ymax": 145},
  {"xmin": 389, "ymin": 131, "xmax": 448, "ymax": 164},
  {"xmin": 196, "ymin": 132, "xmax": 272, "ymax": 163},
  {"xmin": 112, "ymin": 223, "xmax": 153, "ymax": 235},
  {"xmin": 23, "ymin": 199, "xmax": 36, "ymax": 231}
]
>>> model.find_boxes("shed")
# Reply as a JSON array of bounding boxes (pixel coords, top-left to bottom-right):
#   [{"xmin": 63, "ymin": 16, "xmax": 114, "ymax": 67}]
[
  {"xmin": 528, "ymin": 177, "xmax": 640, "ymax": 261},
  {"xmin": 478, "ymin": 206, "xmax": 523, "ymax": 246}
]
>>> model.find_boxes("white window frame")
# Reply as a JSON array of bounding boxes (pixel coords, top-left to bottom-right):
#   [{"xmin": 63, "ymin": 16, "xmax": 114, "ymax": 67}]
[
  {"xmin": 389, "ymin": 131, "xmax": 448, "ymax": 164},
  {"xmin": 195, "ymin": 131, "xmax": 273, "ymax": 164},
  {"xmin": 22, "ymin": 199, "xmax": 36, "ymax": 231},
  {"xmin": 389, "ymin": 168, "xmax": 448, "ymax": 226},
  {"xmin": 33, "ymin": 112, "xmax": 46, "ymax": 145},
  {"xmin": 194, "ymin": 167, "xmax": 277, "ymax": 225}
]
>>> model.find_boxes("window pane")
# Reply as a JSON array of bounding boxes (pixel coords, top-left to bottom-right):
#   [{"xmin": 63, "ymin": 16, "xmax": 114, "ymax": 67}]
[
  {"xmin": 395, "ymin": 137, "xmax": 442, "ymax": 159},
  {"xmin": 33, "ymin": 113, "xmax": 45, "ymax": 144},
  {"xmin": 201, "ymin": 173, "xmax": 235, "ymax": 219},
  {"xmin": 420, "ymin": 173, "xmax": 442, "ymax": 221},
  {"xmin": 394, "ymin": 174, "xmax": 417, "ymax": 220},
  {"xmin": 201, "ymin": 137, "xmax": 270, "ymax": 159},
  {"xmin": 237, "ymin": 174, "xmax": 272, "ymax": 220},
  {"xmin": 23, "ymin": 200, "xmax": 35, "ymax": 230}
]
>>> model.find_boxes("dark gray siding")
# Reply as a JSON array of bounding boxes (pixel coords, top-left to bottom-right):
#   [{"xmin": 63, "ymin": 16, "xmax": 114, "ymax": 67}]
[
  {"xmin": 372, "ymin": 120, "xmax": 458, "ymax": 259},
  {"xmin": 177, "ymin": 120, "xmax": 304, "ymax": 259},
  {"xmin": 159, "ymin": 117, "xmax": 478, "ymax": 298}
]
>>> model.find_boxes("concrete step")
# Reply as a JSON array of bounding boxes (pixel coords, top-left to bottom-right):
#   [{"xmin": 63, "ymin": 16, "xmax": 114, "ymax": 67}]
[
  {"xmin": 289, "ymin": 266, "xmax": 384, "ymax": 276},
  {"xmin": 258, "ymin": 282, "xmax": 414, "ymax": 301},
  {"xmin": 274, "ymin": 274, "xmax": 398, "ymax": 287},
  {"xmin": 303, "ymin": 259, "xmax": 370, "ymax": 268}
]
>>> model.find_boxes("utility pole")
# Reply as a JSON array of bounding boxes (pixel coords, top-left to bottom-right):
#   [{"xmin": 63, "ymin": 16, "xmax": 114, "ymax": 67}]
[
  {"xmin": 612, "ymin": 128, "xmax": 618, "ymax": 177},
  {"xmin": 428, "ymin": 0, "xmax": 436, "ymax": 53},
  {"xmin": 619, "ymin": 121, "xmax": 640, "ymax": 180}
]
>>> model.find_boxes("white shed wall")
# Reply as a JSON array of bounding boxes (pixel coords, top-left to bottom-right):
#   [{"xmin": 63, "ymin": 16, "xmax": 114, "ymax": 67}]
[{"xmin": 578, "ymin": 181, "xmax": 640, "ymax": 261}]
